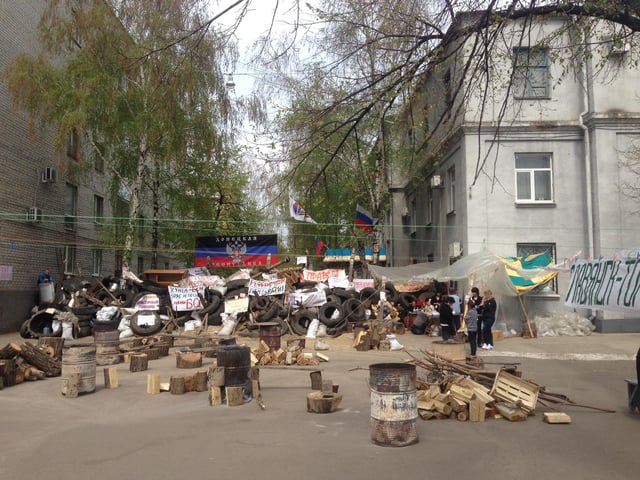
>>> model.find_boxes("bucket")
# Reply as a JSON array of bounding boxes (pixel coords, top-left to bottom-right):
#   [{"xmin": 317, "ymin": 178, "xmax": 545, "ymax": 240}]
[
  {"xmin": 369, "ymin": 363, "xmax": 418, "ymax": 447},
  {"xmin": 39, "ymin": 282, "xmax": 55, "ymax": 303},
  {"xmin": 94, "ymin": 327, "xmax": 121, "ymax": 366},
  {"xmin": 259, "ymin": 322, "xmax": 281, "ymax": 351},
  {"xmin": 62, "ymin": 345, "xmax": 96, "ymax": 395},
  {"xmin": 216, "ymin": 345, "xmax": 252, "ymax": 401}
]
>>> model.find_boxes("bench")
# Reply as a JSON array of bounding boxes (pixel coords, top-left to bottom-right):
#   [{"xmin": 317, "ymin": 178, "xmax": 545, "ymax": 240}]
[{"xmin": 625, "ymin": 379, "xmax": 640, "ymax": 413}]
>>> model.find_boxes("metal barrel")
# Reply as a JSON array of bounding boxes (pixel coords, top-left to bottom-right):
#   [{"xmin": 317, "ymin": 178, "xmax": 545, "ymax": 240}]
[
  {"xmin": 259, "ymin": 321, "xmax": 281, "ymax": 351},
  {"xmin": 62, "ymin": 345, "xmax": 96, "ymax": 395},
  {"xmin": 94, "ymin": 327, "xmax": 121, "ymax": 366},
  {"xmin": 216, "ymin": 345, "xmax": 252, "ymax": 401},
  {"xmin": 369, "ymin": 363, "xmax": 418, "ymax": 447}
]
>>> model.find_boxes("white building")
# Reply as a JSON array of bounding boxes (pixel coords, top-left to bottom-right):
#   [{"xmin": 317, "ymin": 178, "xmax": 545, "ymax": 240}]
[{"xmin": 386, "ymin": 14, "xmax": 640, "ymax": 332}]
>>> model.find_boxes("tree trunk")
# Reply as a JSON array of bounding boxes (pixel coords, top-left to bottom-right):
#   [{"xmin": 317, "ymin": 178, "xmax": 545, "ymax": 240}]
[{"xmin": 19, "ymin": 342, "xmax": 61, "ymax": 377}]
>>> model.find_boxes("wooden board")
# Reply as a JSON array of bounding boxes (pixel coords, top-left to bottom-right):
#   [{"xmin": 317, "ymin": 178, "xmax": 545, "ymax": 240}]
[{"xmin": 543, "ymin": 412, "xmax": 572, "ymax": 424}]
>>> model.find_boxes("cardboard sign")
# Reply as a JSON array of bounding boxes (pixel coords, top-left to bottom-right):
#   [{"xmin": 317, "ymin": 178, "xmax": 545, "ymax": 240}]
[
  {"xmin": 248, "ymin": 278, "xmax": 286, "ymax": 296},
  {"xmin": 353, "ymin": 278, "xmax": 375, "ymax": 292},
  {"xmin": 134, "ymin": 293, "xmax": 161, "ymax": 311},
  {"xmin": 301, "ymin": 269, "xmax": 345, "ymax": 283},
  {"xmin": 168, "ymin": 286, "xmax": 203, "ymax": 312},
  {"xmin": 224, "ymin": 296, "xmax": 249, "ymax": 314}
]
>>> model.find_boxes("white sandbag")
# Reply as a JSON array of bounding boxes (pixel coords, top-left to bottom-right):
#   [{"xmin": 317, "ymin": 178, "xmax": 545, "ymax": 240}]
[
  {"xmin": 386, "ymin": 334, "xmax": 404, "ymax": 351},
  {"xmin": 218, "ymin": 313, "xmax": 238, "ymax": 336},
  {"xmin": 306, "ymin": 318, "xmax": 320, "ymax": 339}
]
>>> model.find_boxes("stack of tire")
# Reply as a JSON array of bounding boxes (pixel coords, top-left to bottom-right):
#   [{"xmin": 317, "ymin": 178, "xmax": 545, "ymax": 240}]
[{"xmin": 20, "ymin": 305, "xmax": 96, "ymax": 339}]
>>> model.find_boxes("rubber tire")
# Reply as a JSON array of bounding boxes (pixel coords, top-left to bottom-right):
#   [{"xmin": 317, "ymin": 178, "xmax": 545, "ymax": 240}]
[
  {"xmin": 129, "ymin": 311, "xmax": 164, "ymax": 336},
  {"xmin": 343, "ymin": 297, "xmax": 366, "ymax": 322},
  {"xmin": 291, "ymin": 309, "xmax": 315, "ymax": 336},
  {"xmin": 319, "ymin": 302, "xmax": 344, "ymax": 327},
  {"xmin": 70, "ymin": 306, "xmax": 98, "ymax": 316},
  {"xmin": 20, "ymin": 319, "xmax": 32, "ymax": 338},
  {"xmin": 139, "ymin": 281, "xmax": 168, "ymax": 295},
  {"xmin": 197, "ymin": 295, "xmax": 222, "ymax": 316}
]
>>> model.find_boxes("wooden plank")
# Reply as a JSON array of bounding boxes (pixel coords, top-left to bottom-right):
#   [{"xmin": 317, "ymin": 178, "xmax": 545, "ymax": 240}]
[
  {"xmin": 469, "ymin": 398, "xmax": 486, "ymax": 422},
  {"xmin": 103, "ymin": 367, "xmax": 119, "ymax": 389},
  {"xmin": 225, "ymin": 386, "xmax": 244, "ymax": 406},
  {"xmin": 209, "ymin": 386, "xmax": 223, "ymax": 406},
  {"xmin": 543, "ymin": 412, "xmax": 572, "ymax": 424},
  {"xmin": 147, "ymin": 374, "xmax": 160, "ymax": 394}
]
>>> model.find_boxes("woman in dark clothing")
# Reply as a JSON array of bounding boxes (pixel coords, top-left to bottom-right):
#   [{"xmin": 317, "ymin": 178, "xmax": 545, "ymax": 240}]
[
  {"xmin": 438, "ymin": 296, "xmax": 456, "ymax": 341},
  {"xmin": 478, "ymin": 289, "xmax": 497, "ymax": 350},
  {"xmin": 470, "ymin": 287, "xmax": 483, "ymax": 344}
]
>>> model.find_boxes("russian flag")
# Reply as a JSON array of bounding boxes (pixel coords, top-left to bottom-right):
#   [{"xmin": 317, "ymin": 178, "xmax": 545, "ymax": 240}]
[{"xmin": 355, "ymin": 205, "xmax": 377, "ymax": 233}]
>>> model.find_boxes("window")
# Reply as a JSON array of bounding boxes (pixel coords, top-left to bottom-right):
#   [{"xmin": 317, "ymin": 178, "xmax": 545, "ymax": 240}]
[
  {"xmin": 447, "ymin": 166, "xmax": 456, "ymax": 214},
  {"xmin": 63, "ymin": 245, "xmax": 76, "ymax": 275},
  {"xmin": 94, "ymin": 195, "xmax": 104, "ymax": 224},
  {"xmin": 67, "ymin": 130, "xmax": 79, "ymax": 160},
  {"xmin": 515, "ymin": 153, "xmax": 553, "ymax": 202},
  {"xmin": 513, "ymin": 47, "xmax": 549, "ymax": 98},
  {"xmin": 517, "ymin": 243, "xmax": 557, "ymax": 293},
  {"xmin": 92, "ymin": 249, "xmax": 102, "ymax": 276},
  {"xmin": 426, "ymin": 188, "xmax": 433, "ymax": 225},
  {"xmin": 65, "ymin": 183, "xmax": 77, "ymax": 230}
]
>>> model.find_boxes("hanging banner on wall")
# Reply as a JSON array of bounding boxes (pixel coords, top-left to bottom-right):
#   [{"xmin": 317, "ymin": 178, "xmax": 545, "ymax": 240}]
[
  {"xmin": 195, "ymin": 235, "xmax": 278, "ymax": 268},
  {"xmin": 565, "ymin": 258, "xmax": 640, "ymax": 313}
]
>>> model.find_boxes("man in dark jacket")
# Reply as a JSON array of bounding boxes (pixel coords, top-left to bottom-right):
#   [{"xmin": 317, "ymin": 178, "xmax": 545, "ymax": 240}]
[{"xmin": 438, "ymin": 296, "xmax": 456, "ymax": 341}]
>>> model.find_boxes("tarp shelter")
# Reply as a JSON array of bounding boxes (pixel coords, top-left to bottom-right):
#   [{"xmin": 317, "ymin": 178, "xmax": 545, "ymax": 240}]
[{"xmin": 367, "ymin": 251, "xmax": 558, "ymax": 334}]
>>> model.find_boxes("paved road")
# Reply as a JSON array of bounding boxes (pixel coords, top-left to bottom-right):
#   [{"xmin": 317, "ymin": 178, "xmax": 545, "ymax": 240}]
[{"xmin": 1, "ymin": 330, "xmax": 639, "ymax": 480}]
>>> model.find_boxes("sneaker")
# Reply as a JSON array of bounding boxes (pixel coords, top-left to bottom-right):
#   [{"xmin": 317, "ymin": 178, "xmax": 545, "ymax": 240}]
[
  {"xmin": 487, "ymin": 344, "xmax": 494, "ymax": 350},
  {"xmin": 481, "ymin": 343, "xmax": 488, "ymax": 349}
]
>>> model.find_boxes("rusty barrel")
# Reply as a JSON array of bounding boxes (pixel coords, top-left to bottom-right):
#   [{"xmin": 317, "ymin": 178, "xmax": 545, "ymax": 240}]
[
  {"xmin": 62, "ymin": 344, "xmax": 96, "ymax": 395},
  {"xmin": 369, "ymin": 363, "xmax": 418, "ymax": 446},
  {"xmin": 259, "ymin": 321, "xmax": 281, "ymax": 351},
  {"xmin": 94, "ymin": 326, "xmax": 121, "ymax": 366},
  {"xmin": 216, "ymin": 345, "xmax": 252, "ymax": 401}
]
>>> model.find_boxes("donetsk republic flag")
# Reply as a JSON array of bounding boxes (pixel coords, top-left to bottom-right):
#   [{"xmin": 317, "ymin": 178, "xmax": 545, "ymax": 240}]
[{"xmin": 195, "ymin": 235, "xmax": 278, "ymax": 268}]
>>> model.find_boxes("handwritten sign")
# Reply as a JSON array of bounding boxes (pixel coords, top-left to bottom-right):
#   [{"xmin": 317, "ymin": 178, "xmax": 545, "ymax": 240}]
[
  {"xmin": 182, "ymin": 275, "xmax": 224, "ymax": 289},
  {"xmin": 301, "ymin": 269, "xmax": 345, "ymax": 283},
  {"xmin": 565, "ymin": 259, "xmax": 640, "ymax": 313},
  {"xmin": 224, "ymin": 296, "xmax": 249, "ymax": 314},
  {"xmin": 248, "ymin": 278, "xmax": 286, "ymax": 296},
  {"xmin": 353, "ymin": 278, "xmax": 375, "ymax": 292},
  {"xmin": 134, "ymin": 293, "xmax": 161, "ymax": 311},
  {"xmin": 168, "ymin": 286, "xmax": 203, "ymax": 312}
]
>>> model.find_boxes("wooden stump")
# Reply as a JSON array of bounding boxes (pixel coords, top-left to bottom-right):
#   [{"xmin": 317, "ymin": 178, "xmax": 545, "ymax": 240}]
[
  {"xmin": 103, "ymin": 367, "xmax": 119, "ymax": 388},
  {"xmin": 129, "ymin": 353, "xmax": 149, "ymax": 372},
  {"xmin": 156, "ymin": 344, "xmax": 170, "ymax": 357},
  {"xmin": 225, "ymin": 386, "xmax": 244, "ymax": 406},
  {"xmin": 144, "ymin": 347, "xmax": 160, "ymax": 361},
  {"xmin": 147, "ymin": 374, "xmax": 160, "ymax": 394},
  {"xmin": 169, "ymin": 375, "xmax": 186, "ymax": 394},
  {"xmin": 0, "ymin": 358, "xmax": 17, "ymax": 387},
  {"xmin": 176, "ymin": 351, "xmax": 202, "ymax": 369},
  {"xmin": 169, "ymin": 370, "xmax": 208, "ymax": 394},
  {"xmin": 208, "ymin": 366, "xmax": 225, "ymax": 387},
  {"xmin": 0, "ymin": 342, "xmax": 22, "ymax": 360},
  {"xmin": 306, "ymin": 391, "xmax": 342, "ymax": 413},
  {"xmin": 209, "ymin": 386, "xmax": 223, "ymax": 405}
]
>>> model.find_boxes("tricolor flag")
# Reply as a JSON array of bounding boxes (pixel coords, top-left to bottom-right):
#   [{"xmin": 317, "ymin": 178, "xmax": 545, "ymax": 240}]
[
  {"xmin": 290, "ymin": 197, "xmax": 316, "ymax": 224},
  {"xmin": 355, "ymin": 205, "xmax": 377, "ymax": 233}
]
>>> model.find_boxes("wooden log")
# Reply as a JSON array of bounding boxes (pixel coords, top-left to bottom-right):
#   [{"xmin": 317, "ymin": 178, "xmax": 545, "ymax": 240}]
[
  {"xmin": 449, "ymin": 396, "xmax": 468, "ymax": 413},
  {"xmin": 184, "ymin": 370, "xmax": 208, "ymax": 392},
  {"xmin": 144, "ymin": 347, "xmax": 161, "ymax": 361},
  {"xmin": 170, "ymin": 375, "xmax": 186, "ymax": 394},
  {"xmin": 37, "ymin": 337, "xmax": 65, "ymax": 360},
  {"xmin": 147, "ymin": 374, "xmax": 160, "ymax": 394},
  {"xmin": 456, "ymin": 410, "xmax": 469, "ymax": 422},
  {"xmin": 156, "ymin": 344, "xmax": 170, "ymax": 357},
  {"xmin": 0, "ymin": 358, "xmax": 17, "ymax": 387},
  {"xmin": 63, "ymin": 369, "xmax": 80, "ymax": 398},
  {"xmin": 306, "ymin": 391, "xmax": 343, "ymax": 413},
  {"xmin": 310, "ymin": 370, "xmax": 322, "ymax": 390},
  {"xmin": 209, "ymin": 386, "xmax": 223, "ymax": 405},
  {"xmin": 104, "ymin": 367, "xmax": 119, "ymax": 389},
  {"xmin": 225, "ymin": 386, "xmax": 244, "ymax": 406},
  {"xmin": 16, "ymin": 357, "xmax": 45, "ymax": 381},
  {"xmin": 19, "ymin": 342, "xmax": 61, "ymax": 377},
  {"xmin": 208, "ymin": 366, "xmax": 225, "ymax": 387},
  {"xmin": 129, "ymin": 353, "xmax": 149, "ymax": 373},
  {"xmin": 469, "ymin": 399, "xmax": 487, "ymax": 422},
  {"xmin": 0, "ymin": 342, "xmax": 22, "ymax": 359},
  {"xmin": 251, "ymin": 379, "xmax": 260, "ymax": 399},
  {"xmin": 434, "ymin": 399, "xmax": 453, "ymax": 416},
  {"xmin": 543, "ymin": 412, "xmax": 572, "ymax": 424},
  {"xmin": 176, "ymin": 351, "xmax": 202, "ymax": 369},
  {"xmin": 495, "ymin": 401, "xmax": 528, "ymax": 422}
]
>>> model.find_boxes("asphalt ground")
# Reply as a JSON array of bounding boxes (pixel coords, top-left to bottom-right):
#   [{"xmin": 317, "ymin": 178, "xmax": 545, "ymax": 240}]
[{"xmin": 1, "ymin": 328, "xmax": 639, "ymax": 480}]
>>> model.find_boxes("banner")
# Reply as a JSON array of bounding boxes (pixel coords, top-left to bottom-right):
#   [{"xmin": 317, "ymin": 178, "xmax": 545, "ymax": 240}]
[
  {"xmin": 301, "ymin": 268, "xmax": 346, "ymax": 283},
  {"xmin": 195, "ymin": 235, "xmax": 278, "ymax": 268},
  {"xmin": 168, "ymin": 286, "xmax": 204, "ymax": 312},
  {"xmin": 355, "ymin": 205, "xmax": 377, "ymax": 233},
  {"xmin": 565, "ymin": 259, "xmax": 640, "ymax": 313},
  {"xmin": 290, "ymin": 197, "xmax": 316, "ymax": 224},
  {"xmin": 248, "ymin": 278, "xmax": 286, "ymax": 296}
]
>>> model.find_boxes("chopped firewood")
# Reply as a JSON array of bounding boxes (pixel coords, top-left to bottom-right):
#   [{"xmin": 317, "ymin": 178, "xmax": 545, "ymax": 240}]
[
  {"xmin": 448, "ymin": 384, "xmax": 474, "ymax": 403},
  {"xmin": 469, "ymin": 399, "xmax": 487, "ymax": 422},
  {"xmin": 104, "ymin": 368, "xmax": 119, "ymax": 389},
  {"xmin": 19, "ymin": 342, "xmax": 61, "ymax": 377},
  {"xmin": 543, "ymin": 412, "xmax": 572, "ymax": 424},
  {"xmin": 175, "ymin": 351, "xmax": 202, "ymax": 369},
  {"xmin": 226, "ymin": 386, "xmax": 244, "ymax": 406},
  {"xmin": 147, "ymin": 374, "xmax": 160, "ymax": 394},
  {"xmin": 129, "ymin": 353, "xmax": 148, "ymax": 372},
  {"xmin": 0, "ymin": 343, "xmax": 22, "ymax": 360},
  {"xmin": 495, "ymin": 401, "xmax": 528, "ymax": 421},
  {"xmin": 316, "ymin": 352, "xmax": 329, "ymax": 362}
]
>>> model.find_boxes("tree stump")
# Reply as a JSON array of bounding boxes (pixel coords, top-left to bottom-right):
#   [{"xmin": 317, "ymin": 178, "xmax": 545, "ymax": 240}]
[
  {"xmin": 103, "ymin": 367, "xmax": 119, "ymax": 388},
  {"xmin": 306, "ymin": 391, "xmax": 342, "ymax": 413},
  {"xmin": 209, "ymin": 386, "xmax": 223, "ymax": 405},
  {"xmin": 169, "ymin": 370, "xmax": 208, "ymax": 394},
  {"xmin": 208, "ymin": 366, "xmax": 225, "ymax": 387},
  {"xmin": 129, "ymin": 353, "xmax": 149, "ymax": 372},
  {"xmin": 0, "ymin": 358, "xmax": 17, "ymax": 387},
  {"xmin": 144, "ymin": 347, "xmax": 161, "ymax": 361},
  {"xmin": 156, "ymin": 344, "xmax": 170, "ymax": 357},
  {"xmin": 176, "ymin": 351, "xmax": 202, "ymax": 369},
  {"xmin": 169, "ymin": 375, "xmax": 186, "ymax": 394},
  {"xmin": 225, "ymin": 386, "xmax": 244, "ymax": 406}
]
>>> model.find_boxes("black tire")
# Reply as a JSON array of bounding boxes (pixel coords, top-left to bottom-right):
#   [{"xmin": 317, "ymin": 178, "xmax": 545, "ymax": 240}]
[
  {"xmin": 20, "ymin": 319, "xmax": 32, "ymax": 338},
  {"xmin": 208, "ymin": 313, "xmax": 223, "ymax": 326},
  {"xmin": 197, "ymin": 295, "xmax": 222, "ymax": 316},
  {"xmin": 139, "ymin": 281, "xmax": 168, "ymax": 295},
  {"xmin": 70, "ymin": 306, "xmax": 98, "ymax": 316},
  {"xmin": 326, "ymin": 316, "xmax": 349, "ymax": 336},
  {"xmin": 291, "ymin": 309, "xmax": 315, "ymax": 336},
  {"xmin": 225, "ymin": 278, "xmax": 248, "ymax": 290},
  {"xmin": 77, "ymin": 325, "xmax": 93, "ymax": 338},
  {"xmin": 319, "ymin": 302, "xmax": 344, "ymax": 327},
  {"xmin": 113, "ymin": 289, "xmax": 134, "ymax": 307},
  {"xmin": 325, "ymin": 293, "xmax": 342, "ymax": 305},
  {"xmin": 129, "ymin": 311, "xmax": 164, "ymax": 336},
  {"xmin": 398, "ymin": 292, "xmax": 418, "ymax": 310},
  {"xmin": 343, "ymin": 297, "xmax": 366, "ymax": 322},
  {"xmin": 332, "ymin": 287, "xmax": 354, "ymax": 302},
  {"xmin": 249, "ymin": 295, "xmax": 269, "ymax": 313},
  {"xmin": 360, "ymin": 287, "xmax": 378, "ymax": 305},
  {"xmin": 258, "ymin": 302, "xmax": 280, "ymax": 322}
]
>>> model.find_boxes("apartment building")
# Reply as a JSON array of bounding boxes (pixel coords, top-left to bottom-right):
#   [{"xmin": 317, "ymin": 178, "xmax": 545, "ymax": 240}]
[{"xmin": 386, "ymin": 14, "xmax": 640, "ymax": 331}]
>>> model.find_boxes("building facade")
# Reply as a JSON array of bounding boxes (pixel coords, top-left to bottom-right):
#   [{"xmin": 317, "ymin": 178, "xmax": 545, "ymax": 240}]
[{"xmin": 386, "ymin": 15, "xmax": 640, "ymax": 330}]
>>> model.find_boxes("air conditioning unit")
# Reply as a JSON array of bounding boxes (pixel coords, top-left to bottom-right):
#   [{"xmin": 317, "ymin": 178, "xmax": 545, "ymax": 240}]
[
  {"xmin": 41, "ymin": 167, "xmax": 57, "ymax": 183},
  {"xmin": 430, "ymin": 174, "xmax": 443, "ymax": 188},
  {"xmin": 27, "ymin": 207, "xmax": 42, "ymax": 223}
]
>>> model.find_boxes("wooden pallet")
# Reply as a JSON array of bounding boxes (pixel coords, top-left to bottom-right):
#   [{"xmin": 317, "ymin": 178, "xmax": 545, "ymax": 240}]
[{"xmin": 490, "ymin": 369, "xmax": 539, "ymax": 414}]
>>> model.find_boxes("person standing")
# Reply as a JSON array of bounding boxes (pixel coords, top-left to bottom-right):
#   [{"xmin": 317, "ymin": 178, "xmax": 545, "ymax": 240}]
[
  {"xmin": 470, "ymin": 287, "xmax": 483, "ymax": 344},
  {"xmin": 478, "ymin": 289, "xmax": 497, "ymax": 350},
  {"xmin": 438, "ymin": 296, "xmax": 456, "ymax": 341},
  {"xmin": 38, "ymin": 268, "xmax": 53, "ymax": 284},
  {"xmin": 464, "ymin": 298, "xmax": 479, "ymax": 356}
]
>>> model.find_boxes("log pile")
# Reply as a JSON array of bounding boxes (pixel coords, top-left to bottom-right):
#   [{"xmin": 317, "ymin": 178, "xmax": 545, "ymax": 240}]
[
  {"xmin": 0, "ymin": 341, "xmax": 62, "ymax": 388},
  {"xmin": 407, "ymin": 349, "xmax": 614, "ymax": 422},
  {"xmin": 252, "ymin": 339, "xmax": 324, "ymax": 366}
]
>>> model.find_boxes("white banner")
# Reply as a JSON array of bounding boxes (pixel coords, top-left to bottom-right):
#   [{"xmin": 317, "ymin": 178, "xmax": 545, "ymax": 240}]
[
  {"xmin": 565, "ymin": 259, "xmax": 640, "ymax": 313},
  {"xmin": 353, "ymin": 278, "xmax": 375, "ymax": 292},
  {"xmin": 301, "ymin": 268, "xmax": 345, "ymax": 283},
  {"xmin": 248, "ymin": 278, "xmax": 286, "ymax": 296},
  {"xmin": 225, "ymin": 296, "xmax": 249, "ymax": 314},
  {"xmin": 168, "ymin": 286, "xmax": 203, "ymax": 312}
]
